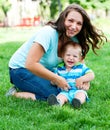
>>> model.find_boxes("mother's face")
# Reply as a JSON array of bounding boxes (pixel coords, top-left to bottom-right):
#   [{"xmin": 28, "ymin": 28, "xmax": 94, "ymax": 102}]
[{"xmin": 64, "ymin": 10, "xmax": 83, "ymax": 38}]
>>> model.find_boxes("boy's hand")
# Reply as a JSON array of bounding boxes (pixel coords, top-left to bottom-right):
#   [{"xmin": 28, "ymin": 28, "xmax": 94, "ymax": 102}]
[{"xmin": 75, "ymin": 77, "xmax": 83, "ymax": 89}]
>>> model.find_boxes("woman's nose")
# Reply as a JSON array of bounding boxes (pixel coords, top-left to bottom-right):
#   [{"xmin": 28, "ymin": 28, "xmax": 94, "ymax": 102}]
[{"xmin": 71, "ymin": 22, "xmax": 77, "ymax": 29}]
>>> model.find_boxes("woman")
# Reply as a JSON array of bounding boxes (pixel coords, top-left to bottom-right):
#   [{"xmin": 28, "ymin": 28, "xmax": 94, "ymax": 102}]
[{"xmin": 6, "ymin": 4, "xmax": 106, "ymax": 100}]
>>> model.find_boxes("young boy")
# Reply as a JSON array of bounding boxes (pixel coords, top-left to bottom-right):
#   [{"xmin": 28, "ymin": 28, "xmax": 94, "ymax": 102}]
[{"xmin": 47, "ymin": 41, "xmax": 95, "ymax": 109}]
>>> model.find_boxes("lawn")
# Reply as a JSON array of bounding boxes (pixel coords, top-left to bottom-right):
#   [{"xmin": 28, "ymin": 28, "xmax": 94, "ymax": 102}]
[{"xmin": 0, "ymin": 19, "xmax": 110, "ymax": 130}]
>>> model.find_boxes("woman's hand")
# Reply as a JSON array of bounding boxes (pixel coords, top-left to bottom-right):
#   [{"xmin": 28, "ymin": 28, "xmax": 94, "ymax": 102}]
[
  {"xmin": 52, "ymin": 75, "xmax": 70, "ymax": 91},
  {"xmin": 81, "ymin": 82, "xmax": 90, "ymax": 90}
]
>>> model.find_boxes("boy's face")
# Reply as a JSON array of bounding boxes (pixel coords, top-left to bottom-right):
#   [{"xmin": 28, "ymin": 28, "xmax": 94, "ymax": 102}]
[{"xmin": 62, "ymin": 45, "xmax": 82, "ymax": 70}]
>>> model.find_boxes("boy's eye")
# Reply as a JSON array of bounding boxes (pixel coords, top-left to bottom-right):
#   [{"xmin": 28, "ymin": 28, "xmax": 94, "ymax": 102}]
[
  {"xmin": 74, "ymin": 55, "xmax": 77, "ymax": 58},
  {"xmin": 66, "ymin": 54, "xmax": 70, "ymax": 56},
  {"xmin": 68, "ymin": 19, "xmax": 73, "ymax": 22}
]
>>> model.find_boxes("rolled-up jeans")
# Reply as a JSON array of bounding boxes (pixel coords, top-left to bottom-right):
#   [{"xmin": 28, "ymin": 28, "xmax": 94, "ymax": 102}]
[{"xmin": 9, "ymin": 68, "xmax": 61, "ymax": 100}]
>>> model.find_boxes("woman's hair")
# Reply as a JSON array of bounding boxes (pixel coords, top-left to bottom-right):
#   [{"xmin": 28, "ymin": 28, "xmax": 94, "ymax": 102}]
[{"xmin": 46, "ymin": 4, "xmax": 107, "ymax": 58}]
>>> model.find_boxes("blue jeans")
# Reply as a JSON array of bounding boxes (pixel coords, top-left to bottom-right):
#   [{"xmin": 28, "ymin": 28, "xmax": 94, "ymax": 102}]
[{"xmin": 9, "ymin": 68, "xmax": 61, "ymax": 100}]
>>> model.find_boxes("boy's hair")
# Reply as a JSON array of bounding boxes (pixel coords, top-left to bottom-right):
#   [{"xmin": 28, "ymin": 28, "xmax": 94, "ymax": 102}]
[{"xmin": 61, "ymin": 41, "xmax": 84, "ymax": 59}]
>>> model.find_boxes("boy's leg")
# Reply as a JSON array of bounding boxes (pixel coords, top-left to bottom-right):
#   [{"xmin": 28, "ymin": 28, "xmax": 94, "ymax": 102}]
[
  {"xmin": 72, "ymin": 91, "xmax": 86, "ymax": 109},
  {"xmin": 47, "ymin": 94, "xmax": 60, "ymax": 106},
  {"xmin": 47, "ymin": 93, "xmax": 68, "ymax": 106},
  {"xmin": 57, "ymin": 94, "xmax": 68, "ymax": 106},
  {"xmin": 74, "ymin": 91, "xmax": 86, "ymax": 104}
]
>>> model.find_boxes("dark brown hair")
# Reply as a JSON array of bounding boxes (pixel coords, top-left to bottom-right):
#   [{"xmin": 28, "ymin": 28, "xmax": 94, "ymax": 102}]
[
  {"xmin": 46, "ymin": 4, "xmax": 107, "ymax": 58},
  {"xmin": 61, "ymin": 41, "xmax": 83, "ymax": 59}
]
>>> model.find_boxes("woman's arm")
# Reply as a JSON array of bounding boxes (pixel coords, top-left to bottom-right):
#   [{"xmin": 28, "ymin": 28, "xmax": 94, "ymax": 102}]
[
  {"xmin": 75, "ymin": 72, "xmax": 95, "ymax": 90},
  {"xmin": 25, "ymin": 43, "xmax": 70, "ymax": 91}
]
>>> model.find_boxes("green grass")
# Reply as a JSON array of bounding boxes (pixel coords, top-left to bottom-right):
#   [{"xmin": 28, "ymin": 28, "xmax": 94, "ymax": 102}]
[{"xmin": 0, "ymin": 20, "xmax": 110, "ymax": 130}]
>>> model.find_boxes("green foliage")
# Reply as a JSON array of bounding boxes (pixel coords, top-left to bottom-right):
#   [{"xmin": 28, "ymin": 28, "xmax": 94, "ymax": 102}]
[
  {"xmin": 0, "ymin": 19, "xmax": 110, "ymax": 129},
  {"xmin": 0, "ymin": 0, "xmax": 11, "ymax": 26},
  {"xmin": 40, "ymin": 0, "xmax": 110, "ymax": 19},
  {"xmin": 50, "ymin": 0, "xmax": 60, "ymax": 18},
  {"xmin": 0, "ymin": 0, "xmax": 11, "ymax": 16},
  {"xmin": 69, "ymin": 0, "xmax": 110, "ymax": 9},
  {"xmin": 39, "ymin": 0, "xmax": 67, "ymax": 19}
]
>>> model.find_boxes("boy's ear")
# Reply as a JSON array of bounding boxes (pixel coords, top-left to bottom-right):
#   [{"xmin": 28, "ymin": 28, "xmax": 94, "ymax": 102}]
[
  {"xmin": 61, "ymin": 53, "xmax": 64, "ymax": 58},
  {"xmin": 80, "ymin": 53, "xmax": 85, "ymax": 60},
  {"xmin": 80, "ymin": 59, "xmax": 85, "ymax": 63},
  {"xmin": 80, "ymin": 57, "xmax": 85, "ymax": 63}
]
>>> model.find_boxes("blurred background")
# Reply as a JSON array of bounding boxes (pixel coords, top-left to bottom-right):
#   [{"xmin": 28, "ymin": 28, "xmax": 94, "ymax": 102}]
[{"xmin": 0, "ymin": 0, "xmax": 110, "ymax": 27}]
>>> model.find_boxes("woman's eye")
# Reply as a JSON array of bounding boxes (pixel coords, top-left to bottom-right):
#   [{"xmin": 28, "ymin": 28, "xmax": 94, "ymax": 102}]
[
  {"xmin": 68, "ymin": 19, "xmax": 73, "ymax": 22},
  {"xmin": 77, "ymin": 22, "xmax": 82, "ymax": 26}
]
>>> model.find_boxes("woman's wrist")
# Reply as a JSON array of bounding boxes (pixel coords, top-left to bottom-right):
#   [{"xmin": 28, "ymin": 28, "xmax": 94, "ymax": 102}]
[{"xmin": 51, "ymin": 74, "xmax": 60, "ymax": 86}]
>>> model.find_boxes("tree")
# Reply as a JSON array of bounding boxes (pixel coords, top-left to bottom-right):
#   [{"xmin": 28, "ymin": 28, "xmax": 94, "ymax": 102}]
[
  {"xmin": 50, "ymin": 0, "xmax": 62, "ymax": 19},
  {"xmin": 0, "ymin": 0, "xmax": 11, "ymax": 26},
  {"xmin": 69, "ymin": 0, "xmax": 110, "ymax": 18},
  {"xmin": 50, "ymin": 0, "xmax": 67, "ymax": 19},
  {"xmin": 39, "ymin": 0, "xmax": 67, "ymax": 20}
]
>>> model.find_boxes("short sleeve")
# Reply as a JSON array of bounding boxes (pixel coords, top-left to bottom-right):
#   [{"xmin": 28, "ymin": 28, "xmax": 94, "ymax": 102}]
[
  {"xmin": 33, "ymin": 26, "xmax": 55, "ymax": 52},
  {"xmin": 82, "ymin": 64, "xmax": 93, "ymax": 75}
]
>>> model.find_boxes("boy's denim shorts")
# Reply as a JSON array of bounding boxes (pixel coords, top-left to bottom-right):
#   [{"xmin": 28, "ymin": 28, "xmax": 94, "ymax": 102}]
[{"xmin": 9, "ymin": 67, "xmax": 61, "ymax": 100}]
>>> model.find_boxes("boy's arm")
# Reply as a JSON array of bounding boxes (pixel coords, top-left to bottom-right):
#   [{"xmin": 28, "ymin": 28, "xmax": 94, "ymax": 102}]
[{"xmin": 75, "ymin": 72, "xmax": 95, "ymax": 90}]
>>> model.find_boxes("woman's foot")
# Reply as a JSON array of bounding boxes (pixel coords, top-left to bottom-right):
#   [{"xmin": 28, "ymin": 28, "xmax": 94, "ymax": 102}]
[{"xmin": 5, "ymin": 86, "xmax": 17, "ymax": 96}]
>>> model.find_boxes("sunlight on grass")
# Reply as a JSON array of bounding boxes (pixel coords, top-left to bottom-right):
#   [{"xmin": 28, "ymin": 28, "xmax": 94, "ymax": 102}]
[{"xmin": 0, "ymin": 26, "xmax": 41, "ymax": 44}]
